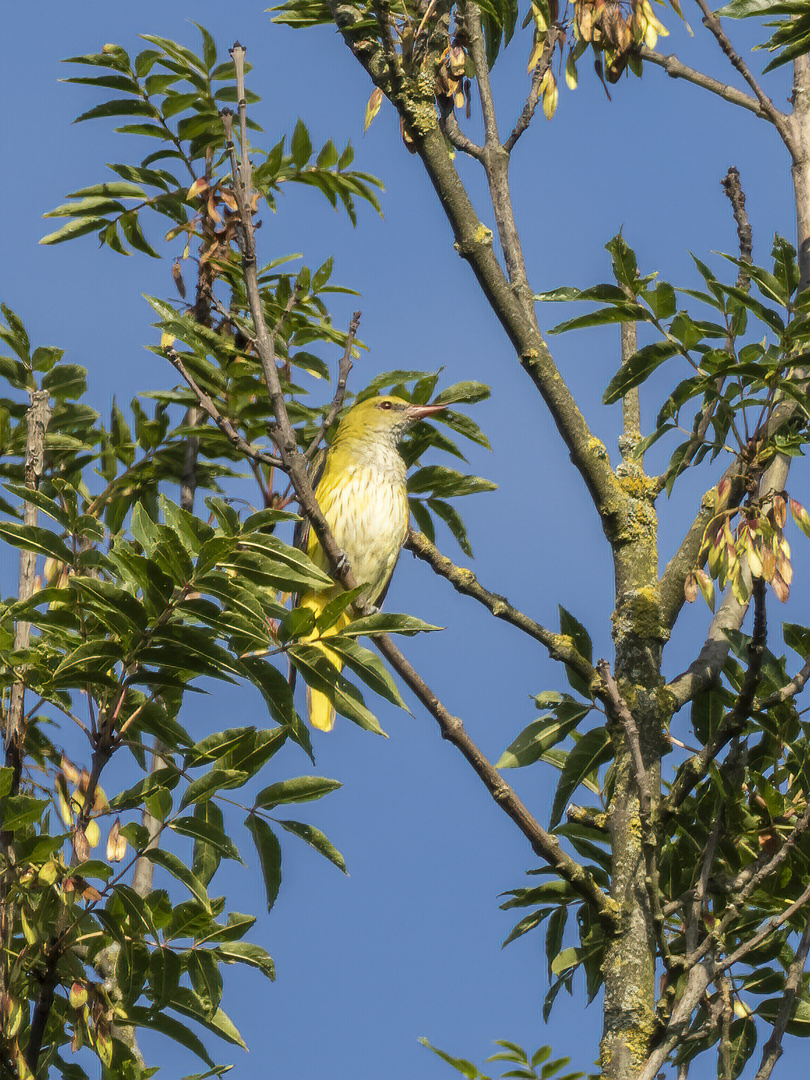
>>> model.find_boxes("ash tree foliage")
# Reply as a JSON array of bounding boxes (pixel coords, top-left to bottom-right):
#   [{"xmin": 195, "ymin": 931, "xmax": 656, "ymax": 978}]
[
  {"xmin": 5, "ymin": 1, "xmax": 810, "ymax": 1079},
  {"xmin": 0, "ymin": 29, "xmax": 492, "ymax": 1080}
]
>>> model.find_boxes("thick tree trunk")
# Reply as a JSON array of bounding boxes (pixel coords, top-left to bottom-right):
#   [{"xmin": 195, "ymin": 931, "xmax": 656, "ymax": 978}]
[{"xmin": 599, "ymin": 481, "xmax": 668, "ymax": 1078}]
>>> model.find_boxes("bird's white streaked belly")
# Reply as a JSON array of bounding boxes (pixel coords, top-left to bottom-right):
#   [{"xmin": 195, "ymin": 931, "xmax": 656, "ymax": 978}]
[{"xmin": 327, "ymin": 468, "xmax": 407, "ymax": 602}]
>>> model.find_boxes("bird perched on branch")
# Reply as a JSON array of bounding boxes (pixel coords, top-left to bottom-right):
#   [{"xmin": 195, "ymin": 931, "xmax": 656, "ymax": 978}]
[{"xmin": 300, "ymin": 394, "xmax": 445, "ymax": 731}]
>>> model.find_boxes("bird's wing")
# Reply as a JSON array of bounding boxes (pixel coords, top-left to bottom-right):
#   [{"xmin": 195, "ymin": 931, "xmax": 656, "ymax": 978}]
[{"xmin": 292, "ymin": 446, "xmax": 328, "ymax": 570}]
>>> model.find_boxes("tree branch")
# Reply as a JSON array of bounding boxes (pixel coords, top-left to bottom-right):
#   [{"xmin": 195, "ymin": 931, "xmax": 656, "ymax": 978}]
[
  {"xmin": 753, "ymin": 917, "xmax": 810, "ymax": 1080},
  {"xmin": 638, "ymin": 45, "xmax": 770, "ymax": 120},
  {"xmin": 439, "ymin": 104, "xmax": 485, "ymax": 159},
  {"xmin": 691, "ymin": 0, "xmax": 791, "ymax": 139},
  {"xmin": 405, "ymin": 527, "xmax": 600, "ymax": 692},
  {"xmin": 216, "ymin": 60, "xmax": 619, "ymax": 935},
  {"xmin": 598, "ymin": 660, "xmax": 651, "ymax": 815},
  {"xmin": 661, "ymin": 577, "xmax": 766, "ymax": 819},
  {"xmin": 165, "ymin": 345, "xmax": 283, "ymax": 467},
  {"xmin": 503, "ymin": 28, "xmax": 564, "ymax": 153},
  {"xmin": 304, "ymin": 311, "xmax": 360, "ymax": 460}
]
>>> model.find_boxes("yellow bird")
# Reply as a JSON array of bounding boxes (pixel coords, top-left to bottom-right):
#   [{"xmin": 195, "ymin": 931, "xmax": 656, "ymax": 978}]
[{"xmin": 300, "ymin": 394, "xmax": 445, "ymax": 731}]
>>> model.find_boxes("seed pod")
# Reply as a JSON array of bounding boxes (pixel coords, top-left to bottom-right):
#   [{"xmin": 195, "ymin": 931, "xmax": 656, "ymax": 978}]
[
  {"xmin": 761, "ymin": 546, "xmax": 777, "ymax": 581},
  {"xmin": 73, "ymin": 827, "xmax": 90, "ymax": 863},
  {"xmin": 186, "ymin": 177, "xmax": 209, "ymax": 200},
  {"xmin": 578, "ymin": 3, "xmax": 594, "ymax": 41},
  {"xmin": 747, "ymin": 543, "xmax": 763, "ymax": 579},
  {"xmin": 448, "ymin": 45, "xmax": 467, "ymax": 77},
  {"xmin": 107, "ymin": 818, "xmax": 127, "ymax": 863},
  {"xmin": 364, "ymin": 87, "xmax": 384, "ymax": 133},
  {"xmin": 684, "ymin": 572, "xmax": 697, "ymax": 603},
  {"xmin": 565, "ymin": 49, "xmax": 579, "ymax": 88},
  {"xmin": 70, "ymin": 983, "xmax": 89, "ymax": 1010},
  {"xmin": 789, "ymin": 497, "xmax": 810, "ymax": 536},
  {"xmin": 772, "ymin": 493, "xmax": 787, "ymax": 528},
  {"xmin": 772, "ymin": 570, "xmax": 789, "ymax": 602},
  {"xmin": 543, "ymin": 74, "xmax": 559, "ymax": 119},
  {"xmin": 696, "ymin": 568, "xmax": 715, "ymax": 610}
]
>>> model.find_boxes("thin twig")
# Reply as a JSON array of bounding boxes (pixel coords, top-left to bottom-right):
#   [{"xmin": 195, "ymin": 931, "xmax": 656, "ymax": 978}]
[
  {"xmin": 165, "ymin": 346, "xmax": 282, "ymax": 467},
  {"xmin": 638, "ymin": 45, "xmax": 769, "ymax": 120},
  {"xmin": 753, "ymin": 917, "xmax": 810, "ymax": 1079},
  {"xmin": 721, "ymin": 166, "xmax": 753, "ymax": 290},
  {"xmin": 460, "ymin": 0, "xmax": 499, "ymax": 146},
  {"xmin": 719, "ymin": 873, "xmax": 810, "ymax": 972},
  {"xmin": 503, "ymin": 28, "xmax": 564, "ymax": 153},
  {"xmin": 691, "ymin": 0, "xmax": 791, "ymax": 138},
  {"xmin": 758, "ymin": 655, "xmax": 810, "ymax": 707},
  {"xmin": 305, "ymin": 311, "xmax": 361, "ymax": 460},
  {"xmin": 661, "ymin": 577, "xmax": 766, "ymax": 819},
  {"xmin": 440, "ymin": 105, "xmax": 485, "ymax": 159},
  {"xmin": 1, "ymin": 389, "xmax": 50, "ymax": 1017},
  {"xmin": 406, "ymin": 528, "xmax": 600, "ymax": 693},
  {"xmin": 598, "ymin": 660, "xmax": 650, "ymax": 814}
]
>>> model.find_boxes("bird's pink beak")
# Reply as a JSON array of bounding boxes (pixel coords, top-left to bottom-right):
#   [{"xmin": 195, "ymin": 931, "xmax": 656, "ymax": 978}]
[{"xmin": 406, "ymin": 402, "xmax": 447, "ymax": 420}]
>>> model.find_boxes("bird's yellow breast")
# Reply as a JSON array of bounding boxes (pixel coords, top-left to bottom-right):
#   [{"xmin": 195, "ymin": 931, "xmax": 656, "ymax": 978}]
[{"xmin": 308, "ymin": 462, "xmax": 409, "ymax": 604}]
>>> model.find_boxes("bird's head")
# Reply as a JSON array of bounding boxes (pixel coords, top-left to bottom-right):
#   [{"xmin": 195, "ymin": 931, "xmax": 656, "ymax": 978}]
[{"xmin": 334, "ymin": 395, "xmax": 446, "ymax": 448}]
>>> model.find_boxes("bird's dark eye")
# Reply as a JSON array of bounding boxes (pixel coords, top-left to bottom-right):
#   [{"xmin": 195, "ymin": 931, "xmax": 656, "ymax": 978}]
[{"xmin": 379, "ymin": 401, "xmax": 393, "ymax": 410}]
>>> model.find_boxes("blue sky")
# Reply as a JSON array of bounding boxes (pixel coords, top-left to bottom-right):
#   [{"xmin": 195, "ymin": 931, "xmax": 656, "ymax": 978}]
[{"xmin": 3, "ymin": 2, "xmax": 809, "ymax": 1078}]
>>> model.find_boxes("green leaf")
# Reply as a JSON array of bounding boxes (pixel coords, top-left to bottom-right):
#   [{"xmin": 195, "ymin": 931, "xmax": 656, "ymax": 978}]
[
  {"xmin": 549, "ymin": 727, "xmax": 612, "ymax": 829},
  {"xmin": 172, "ymin": 814, "xmax": 243, "ymax": 863},
  {"xmin": 326, "ymin": 636, "xmax": 410, "ymax": 710},
  {"xmin": 214, "ymin": 941, "xmax": 275, "ymax": 980},
  {"xmin": 602, "ymin": 341, "xmax": 680, "ymax": 405},
  {"xmin": 170, "ymin": 988, "xmax": 246, "ymax": 1048},
  {"xmin": 40, "ymin": 217, "xmax": 108, "ymax": 245},
  {"xmin": 179, "ymin": 769, "xmax": 250, "ymax": 810},
  {"xmin": 255, "ymin": 775, "xmax": 341, "ymax": 810},
  {"xmin": 428, "ymin": 498, "xmax": 473, "ymax": 557},
  {"xmin": 244, "ymin": 814, "xmax": 282, "ymax": 912},
  {"xmin": 142, "ymin": 848, "xmax": 211, "ymax": 910},
  {"xmin": 74, "ymin": 98, "xmax": 157, "ymax": 123},
  {"xmin": 1, "ymin": 795, "xmax": 50, "ymax": 832},
  {"xmin": 433, "ymin": 381, "xmax": 491, "ymax": 405},
  {"xmin": 125, "ymin": 1007, "xmax": 215, "ymax": 1067},
  {"xmin": 291, "ymin": 118, "xmax": 313, "ymax": 169},
  {"xmin": 149, "ymin": 946, "xmax": 182, "ymax": 1008},
  {"xmin": 496, "ymin": 706, "xmax": 590, "ymax": 769},
  {"xmin": 419, "ymin": 1038, "xmax": 485, "ymax": 1080},
  {"xmin": 408, "ymin": 465, "xmax": 497, "ymax": 498},
  {"xmin": 278, "ymin": 818, "xmax": 347, "ymax": 873},
  {"xmin": 338, "ymin": 612, "xmax": 443, "ymax": 636},
  {"xmin": 187, "ymin": 950, "xmax": 223, "ymax": 1017}
]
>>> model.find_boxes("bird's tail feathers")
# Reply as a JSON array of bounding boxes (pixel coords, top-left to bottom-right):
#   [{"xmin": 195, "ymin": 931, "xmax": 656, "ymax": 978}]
[{"xmin": 302, "ymin": 609, "xmax": 350, "ymax": 732}]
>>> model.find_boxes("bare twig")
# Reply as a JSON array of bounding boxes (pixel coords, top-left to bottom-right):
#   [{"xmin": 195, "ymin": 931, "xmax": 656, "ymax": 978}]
[
  {"xmin": 619, "ymin": 312, "xmax": 640, "ymax": 461},
  {"xmin": 305, "ymin": 311, "xmax": 361, "ymax": 460},
  {"xmin": 662, "ymin": 577, "xmax": 766, "ymax": 819},
  {"xmin": 721, "ymin": 166, "xmax": 753, "ymax": 290},
  {"xmin": 758, "ymin": 655, "xmax": 810, "ymax": 707},
  {"xmin": 405, "ymin": 528, "xmax": 600, "ymax": 693},
  {"xmin": 165, "ymin": 346, "xmax": 282, "ymax": 467},
  {"xmin": 4, "ymin": 391, "xmax": 52, "ymax": 787},
  {"xmin": 638, "ymin": 45, "xmax": 770, "ymax": 120},
  {"xmin": 461, "ymin": 1, "xmax": 499, "ymax": 146},
  {"xmin": 439, "ymin": 104, "xmax": 485, "ymax": 159},
  {"xmin": 1, "ymin": 389, "xmax": 51, "ymax": 1029},
  {"xmin": 503, "ymin": 28, "xmax": 564, "ymax": 153},
  {"xmin": 718, "ymin": 871, "xmax": 810, "ymax": 972},
  {"xmin": 753, "ymin": 917, "xmax": 810, "ymax": 1079},
  {"xmin": 691, "ymin": 0, "xmax": 791, "ymax": 139},
  {"xmin": 598, "ymin": 660, "xmax": 651, "ymax": 814}
]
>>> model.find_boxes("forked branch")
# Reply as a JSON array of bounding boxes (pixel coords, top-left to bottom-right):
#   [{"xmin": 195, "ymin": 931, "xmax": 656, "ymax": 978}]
[{"xmin": 215, "ymin": 45, "xmax": 619, "ymax": 933}]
